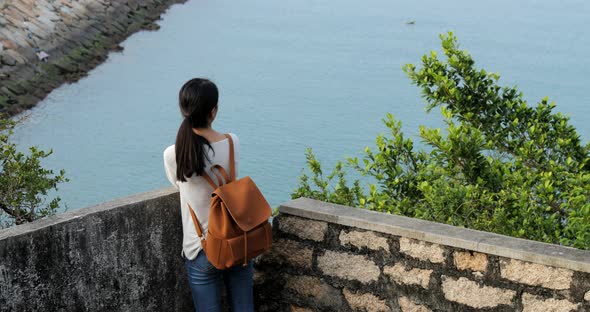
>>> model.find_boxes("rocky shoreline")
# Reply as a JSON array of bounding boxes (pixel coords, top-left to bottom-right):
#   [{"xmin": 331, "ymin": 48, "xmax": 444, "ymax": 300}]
[{"xmin": 0, "ymin": 0, "xmax": 187, "ymax": 117}]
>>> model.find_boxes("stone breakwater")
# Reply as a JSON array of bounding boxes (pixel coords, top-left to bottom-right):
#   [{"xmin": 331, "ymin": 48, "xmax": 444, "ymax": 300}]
[{"xmin": 0, "ymin": 0, "xmax": 186, "ymax": 117}]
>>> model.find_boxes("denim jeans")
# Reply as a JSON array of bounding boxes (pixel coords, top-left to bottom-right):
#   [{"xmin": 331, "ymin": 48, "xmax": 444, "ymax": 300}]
[{"xmin": 184, "ymin": 250, "xmax": 254, "ymax": 312}]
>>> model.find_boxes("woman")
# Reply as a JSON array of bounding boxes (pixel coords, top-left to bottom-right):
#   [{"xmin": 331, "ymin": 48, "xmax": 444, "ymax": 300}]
[{"xmin": 163, "ymin": 78, "xmax": 254, "ymax": 312}]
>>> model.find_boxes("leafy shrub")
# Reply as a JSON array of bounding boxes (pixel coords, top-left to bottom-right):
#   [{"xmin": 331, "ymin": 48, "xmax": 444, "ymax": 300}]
[
  {"xmin": 292, "ymin": 32, "xmax": 590, "ymax": 249},
  {"xmin": 0, "ymin": 114, "xmax": 68, "ymax": 228}
]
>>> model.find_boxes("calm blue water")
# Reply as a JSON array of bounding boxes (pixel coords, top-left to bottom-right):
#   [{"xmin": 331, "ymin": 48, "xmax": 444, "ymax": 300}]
[{"xmin": 11, "ymin": 0, "xmax": 590, "ymax": 211}]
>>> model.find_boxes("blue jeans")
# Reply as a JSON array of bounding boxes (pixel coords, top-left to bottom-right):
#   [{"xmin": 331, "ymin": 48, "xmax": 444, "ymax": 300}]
[{"xmin": 185, "ymin": 250, "xmax": 254, "ymax": 312}]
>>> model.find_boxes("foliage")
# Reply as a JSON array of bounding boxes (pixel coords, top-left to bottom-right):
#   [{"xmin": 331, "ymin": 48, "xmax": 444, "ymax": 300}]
[
  {"xmin": 0, "ymin": 114, "xmax": 69, "ymax": 228},
  {"xmin": 292, "ymin": 32, "xmax": 590, "ymax": 249},
  {"xmin": 292, "ymin": 151, "xmax": 364, "ymax": 207}
]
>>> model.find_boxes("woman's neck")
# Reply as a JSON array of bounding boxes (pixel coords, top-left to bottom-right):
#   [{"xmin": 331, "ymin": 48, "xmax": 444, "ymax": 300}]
[
  {"xmin": 192, "ymin": 126, "xmax": 213, "ymax": 136},
  {"xmin": 192, "ymin": 127, "xmax": 226, "ymax": 142}
]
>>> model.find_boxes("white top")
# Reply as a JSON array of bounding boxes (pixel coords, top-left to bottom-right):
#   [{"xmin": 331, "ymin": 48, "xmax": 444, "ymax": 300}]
[{"xmin": 162, "ymin": 133, "xmax": 240, "ymax": 260}]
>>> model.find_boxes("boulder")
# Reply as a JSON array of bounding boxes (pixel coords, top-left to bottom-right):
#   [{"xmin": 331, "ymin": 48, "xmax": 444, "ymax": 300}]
[
  {"xmin": 4, "ymin": 49, "xmax": 28, "ymax": 65},
  {"xmin": 128, "ymin": 0, "xmax": 140, "ymax": 11},
  {"xmin": 1, "ymin": 53, "xmax": 18, "ymax": 66},
  {"xmin": 1, "ymin": 39, "xmax": 18, "ymax": 51}
]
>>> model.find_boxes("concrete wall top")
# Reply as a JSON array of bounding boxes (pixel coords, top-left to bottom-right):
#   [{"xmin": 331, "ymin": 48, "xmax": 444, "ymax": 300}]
[
  {"xmin": 0, "ymin": 186, "xmax": 178, "ymax": 240},
  {"xmin": 279, "ymin": 197, "xmax": 590, "ymax": 273}
]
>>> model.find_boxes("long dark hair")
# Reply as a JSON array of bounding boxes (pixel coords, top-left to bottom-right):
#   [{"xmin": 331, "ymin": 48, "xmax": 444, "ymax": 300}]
[{"xmin": 175, "ymin": 78, "xmax": 219, "ymax": 182}]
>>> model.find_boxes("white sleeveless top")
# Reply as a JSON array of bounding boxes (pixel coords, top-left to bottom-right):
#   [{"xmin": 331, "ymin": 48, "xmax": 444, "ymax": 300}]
[{"xmin": 162, "ymin": 133, "xmax": 239, "ymax": 260}]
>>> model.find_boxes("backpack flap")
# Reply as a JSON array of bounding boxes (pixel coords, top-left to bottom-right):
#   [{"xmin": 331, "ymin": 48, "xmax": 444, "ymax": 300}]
[{"xmin": 213, "ymin": 176, "xmax": 272, "ymax": 232}]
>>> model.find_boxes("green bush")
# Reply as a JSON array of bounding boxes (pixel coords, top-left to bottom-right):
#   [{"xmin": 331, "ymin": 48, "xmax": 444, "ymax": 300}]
[
  {"xmin": 292, "ymin": 32, "xmax": 590, "ymax": 249},
  {"xmin": 0, "ymin": 114, "xmax": 69, "ymax": 228}
]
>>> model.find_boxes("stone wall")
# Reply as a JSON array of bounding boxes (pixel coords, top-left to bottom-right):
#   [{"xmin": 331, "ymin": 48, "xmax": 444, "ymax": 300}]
[
  {"xmin": 256, "ymin": 197, "xmax": 590, "ymax": 312},
  {"xmin": 2, "ymin": 190, "xmax": 589, "ymax": 311},
  {"xmin": 0, "ymin": 187, "xmax": 193, "ymax": 312},
  {"xmin": 0, "ymin": 0, "xmax": 186, "ymax": 116}
]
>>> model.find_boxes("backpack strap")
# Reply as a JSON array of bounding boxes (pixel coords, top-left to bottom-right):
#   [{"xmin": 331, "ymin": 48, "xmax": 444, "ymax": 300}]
[
  {"xmin": 192, "ymin": 168, "xmax": 222, "ymax": 242},
  {"xmin": 201, "ymin": 134, "xmax": 234, "ymax": 187},
  {"xmin": 202, "ymin": 171, "xmax": 219, "ymax": 190},
  {"xmin": 187, "ymin": 203, "xmax": 205, "ymax": 241},
  {"xmin": 212, "ymin": 164, "xmax": 231, "ymax": 184},
  {"xmin": 189, "ymin": 134, "xmax": 235, "ymax": 243},
  {"xmin": 224, "ymin": 133, "xmax": 235, "ymax": 181}
]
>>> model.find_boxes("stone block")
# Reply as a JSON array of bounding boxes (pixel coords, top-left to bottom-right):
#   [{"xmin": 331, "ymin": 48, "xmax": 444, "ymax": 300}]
[
  {"xmin": 1, "ymin": 39, "xmax": 17, "ymax": 50},
  {"xmin": 339, "ymin": 230, "xmax": 389, "ymax": 252},
  {"xmin": 453, "ymin": 251, "xmax": 487, "ymax": 272},
  {"xmin": 342, "ymin": 288, "xmax": 390, "ymax": 312},
  {"xmin": 128, "ymin": 0, "xmax": 139, "ymax": 11},
  {"xmin": 521, "ymin": 293, "xmax": 579, "ymax": 312},
  {"xmin": 285, "ymin": 275, "xmax": 342, "ymax": 309},
  {"xmin": 253, "ymin": 271, "xmax": 265, "ymax": 285},
  {"xmin": 317, "ymin": 250, "xmax": 380, "ymax": 284},
  {"xmin": 441, "ymin": 276, "xmax": 515, "ymax": 308},
  {"xmin": 278, "ymin": 216, "xmax": 327, "ymax": 242},
  {"xmin": 398, "ymin": 296, "xmax": 432, "ymax": 312},
  {"xmin": 500, "ymin": 259, "xmax": 573, "ymax": 290},
  {"xmin": 399, "ymin": 238, "xmax": 445, "ymax": 264},
  {"xmin": 0, "ymin": 53, "xmax": 16, "ymax": 66},
  {"xmin": 383, "ymin": 263, "xmax": 432, "ymax": 289},
  {"xmin": 291, "ymin": 306, "xmax": 314, "ymax": 312},
  {"xmin": 265, "ymin": 239, "xmax": 313, "ymax": 268},
  {"xmin": 585, "ymin": 290, "xmax": 590, "ymax": 301}
]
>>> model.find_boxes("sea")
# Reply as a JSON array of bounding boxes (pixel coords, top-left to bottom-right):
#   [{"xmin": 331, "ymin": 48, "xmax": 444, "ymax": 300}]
[{"xmin": 10, "ymin": 0, "xmax": 590, "ymax": 211}]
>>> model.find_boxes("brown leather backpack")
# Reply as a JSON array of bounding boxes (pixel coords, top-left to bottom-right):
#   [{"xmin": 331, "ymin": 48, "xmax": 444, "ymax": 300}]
[{"xmin": 187, "ymin": 134, "xmax": 272, "ymax": 269}]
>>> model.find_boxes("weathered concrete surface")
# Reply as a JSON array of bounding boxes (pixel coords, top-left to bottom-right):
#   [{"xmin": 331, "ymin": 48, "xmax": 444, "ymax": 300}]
[
  {"xmin": 0, "ymin": 187, "xmax": 193, "ymax": 312},
  {"xmin": 0, "ymin": 0, "xmax": 187, "ymax": 117}
]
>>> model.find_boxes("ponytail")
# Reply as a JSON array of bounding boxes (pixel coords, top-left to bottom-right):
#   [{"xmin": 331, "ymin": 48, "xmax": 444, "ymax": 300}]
[{"xmin": 174, "ymin": 78, "xmax": 219, "ymax": 182}]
